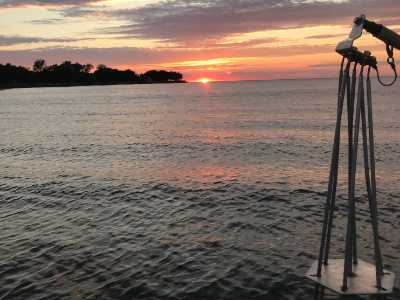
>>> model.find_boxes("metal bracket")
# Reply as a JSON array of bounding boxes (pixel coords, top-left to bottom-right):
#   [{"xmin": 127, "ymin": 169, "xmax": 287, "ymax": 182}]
[
  {"xmin": 336, "ymin": 15, "xmax": 365, "ymax": 55},
  {"xmin": 341, "ymin": 47, "xmax": 377, "ymax": 67}
]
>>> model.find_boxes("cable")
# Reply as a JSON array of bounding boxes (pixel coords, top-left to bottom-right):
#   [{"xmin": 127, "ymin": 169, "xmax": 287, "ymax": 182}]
[
  {"xmin": 375, "ymin": 65, "xmax": 397, "ymax": 86},
  {"xmin": 375, "ymin": 43, "xmax": 397, "ymax": 86}
]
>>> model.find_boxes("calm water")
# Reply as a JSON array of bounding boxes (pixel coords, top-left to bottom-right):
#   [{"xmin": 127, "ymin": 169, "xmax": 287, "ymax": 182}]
[{"xmin": 1, "ymin": 80, "xmax": 400, "ymax": 300}]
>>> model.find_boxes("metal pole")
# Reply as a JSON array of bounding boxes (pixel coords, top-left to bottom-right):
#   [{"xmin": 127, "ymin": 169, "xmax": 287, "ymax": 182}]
[
  {"xmin": 360, "ymin": 65, "xmax": 382, "ymax": 289},
  {"xmin": 342, "ymin": 64, "xmax": 364, "ymax": 291},
  {"xmin": 317, "ymin": 59, "xmax": 349, "ymax": 276},
  {"xmin": 324, "ymin": 61, "xmax": 355, "ymax": 264},
  {"xmin": 366, "ymin": 66, "xmax": 384, "ymax": 285},
  {"xmin": 349, "ymin": 63, "xmax": 358, "ymax": 264}
]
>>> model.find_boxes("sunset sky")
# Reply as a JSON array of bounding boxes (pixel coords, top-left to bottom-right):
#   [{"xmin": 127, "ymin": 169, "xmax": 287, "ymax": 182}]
[{"xmin": 0, "ymin": 0, "xmax": 399, "ymax": 81}]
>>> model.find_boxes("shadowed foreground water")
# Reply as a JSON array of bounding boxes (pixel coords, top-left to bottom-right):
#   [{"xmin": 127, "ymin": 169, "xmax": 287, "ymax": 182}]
[{"xmin": 1, "ymin": 80, "xmax": 400, "ymax": 299}]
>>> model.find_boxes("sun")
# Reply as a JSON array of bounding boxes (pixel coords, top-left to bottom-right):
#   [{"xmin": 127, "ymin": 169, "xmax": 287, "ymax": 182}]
[{"xmin": 199, "ymin": 78, "xmax": 211, "ymax": 84}]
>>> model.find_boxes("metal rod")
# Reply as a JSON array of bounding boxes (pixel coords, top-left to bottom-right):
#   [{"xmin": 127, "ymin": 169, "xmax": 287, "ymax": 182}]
[
  {"xmin": 317, "ymin": 59, "xmax": 349, "ymax": 276},
  {"xmin": 342, "ymin": 64, "xmax": 364, "ymax": 291},
  {"xmin": 366, "ymin": 66, "xmax": 384, "ymax": 284},
  {"xmin": 324, "ymin": 61, "xmax": 355, "ymax": 264},
  {"xmin": 361, "ymin": 66, "xmax": 382, "ymax": 289},
  {"xmin": 338, "ymin": 58, "xmax": 345, "ymax": 95},
  {"xmin": 349, "ymin": 63, "xmax": 358, "ymax": 265}
]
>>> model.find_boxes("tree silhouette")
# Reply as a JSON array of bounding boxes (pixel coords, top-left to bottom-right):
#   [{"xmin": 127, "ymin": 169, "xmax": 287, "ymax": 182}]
[
  {"xmin": 33, "ymin": 59, "xmax": 46, "ymax": 72},
  {"xmin": 0, "ymin": 59, "xmax": 185, "ymax": 89},
  {"xmin": 142, "ymin": 70, "xmax": 184, "ymax": 83},
  {"xmin": 0, "ymin": 63, "xmax": 33, "ymax": 85},
  {"xmin": 94, "ymin": 65, "xmax": 139, "ymax": 83},
  {"xmin": 97, "ymin": 64, "xmax": 108, "ymax": 70},
  {"xmin": 83, "ymin": 64, "xmax": 93, "ymax": 73}
]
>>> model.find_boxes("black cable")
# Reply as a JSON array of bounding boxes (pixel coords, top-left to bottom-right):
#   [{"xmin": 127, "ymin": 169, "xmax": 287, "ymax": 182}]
[
  {"xmin": 375, "ymin": 43, "xmax": 397, "ymax": 86},
  {"xmin": 375, "ymin": 65, "xmax": 397, "ymax": 86}
]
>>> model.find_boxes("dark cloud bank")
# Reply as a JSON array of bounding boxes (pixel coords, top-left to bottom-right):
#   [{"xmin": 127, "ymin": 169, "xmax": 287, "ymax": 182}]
[
  {"xmin": 0, "ymin": 0, "xmax": 100, "ymax": 7},
  {"xmin": 104, "ymin": 0, "xmax": 400, "ymax": 43},
  {"xmin": 0, "ymin": 35, "xmax": 86, "ymax": 46}
]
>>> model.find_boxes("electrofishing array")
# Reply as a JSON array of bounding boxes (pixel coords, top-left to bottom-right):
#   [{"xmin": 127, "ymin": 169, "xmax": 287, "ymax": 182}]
[{"xmin": 306, "ymin": 15, "xmax": 399, "ymax": 296}]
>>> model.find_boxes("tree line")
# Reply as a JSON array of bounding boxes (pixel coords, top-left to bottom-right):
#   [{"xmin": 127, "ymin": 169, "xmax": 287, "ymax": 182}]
[{"xmin": 0, "ymin": 59, "xmax": 185, "ymax": 89}]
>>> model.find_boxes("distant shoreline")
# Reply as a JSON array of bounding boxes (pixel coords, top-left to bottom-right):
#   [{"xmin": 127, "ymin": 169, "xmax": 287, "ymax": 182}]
[
  {"xmin": 1, "ymin": 60, "xmax": 186, "ymax": 91},
  {"xmin": 0, "ymin": 80, "xmax": 186, "ymax": 91}
]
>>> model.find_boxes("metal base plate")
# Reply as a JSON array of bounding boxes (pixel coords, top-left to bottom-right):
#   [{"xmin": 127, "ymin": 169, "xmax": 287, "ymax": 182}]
[{"xmin": 306, "ymin": 259, "xmax": 395, "ymax": 295}]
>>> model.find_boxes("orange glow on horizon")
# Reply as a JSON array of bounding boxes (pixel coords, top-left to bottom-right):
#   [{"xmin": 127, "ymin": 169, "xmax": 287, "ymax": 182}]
[{"xmin": 198, "ymin": 78, "xmax": 211, "ymax": 84}]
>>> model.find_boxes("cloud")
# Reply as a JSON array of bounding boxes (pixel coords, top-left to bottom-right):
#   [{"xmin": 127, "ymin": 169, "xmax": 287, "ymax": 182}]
[
  {"xmin": 3, "ymin": 42, "xmax": 388, "ymax": 80},
  {"xmin": 27, "ymin": 18, "xmax": 64, "ymax": 25},
  {"xmin": 0, "ymin": 43, "xmax": 336, "ymax": 68},
  {"xmin": 2, "ymin": 0, "xmax": 399, "ymax": 80},
  {"xmin": 305, "ymin": 33, "xmax": 345, "ymax": 39},
  {"xmin": 0, "ymin": 0, "xmax": 102, "ymax": 8},
  {"xmin": 0, "ymin": 45, "xmax": 335, "ymax": 80},
  {"xmin": 213, "ymin": 38, "xmax": 279, "ymax": 49},
  {"xmin": 0, "ymin": 35, "xmax": 90, "ymax": 46},
  {"xmin": 51, "ymin": 5, "xmax": 106, "ymax": 17},
  {"xmin": 7, "ymin": 0, "xmax": 400, "ymax": 47},
  {"xmin": 101, "ymin": 0, "xmax": 400, "ymax": 45}
]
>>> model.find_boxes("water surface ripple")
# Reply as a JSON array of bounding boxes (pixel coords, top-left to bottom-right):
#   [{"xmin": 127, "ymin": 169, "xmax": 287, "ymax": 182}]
[{"xmin": 1, "ymin": 80, "xmax": 400, "ymax": 299}]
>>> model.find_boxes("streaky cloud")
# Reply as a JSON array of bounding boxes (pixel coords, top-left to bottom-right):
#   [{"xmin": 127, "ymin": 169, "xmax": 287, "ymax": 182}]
[
  {"xmin": 100, "ymin": 0, "xmax": 400, "ymax": 45},
  {"xmin": 27, "ymin": 18, "xmax": 64, "ymax": 25},
  {"xmin": 0, "ymin": 35, "xmax": 91, "ymax": 46},
  {"xmin": 0, "ymin": 0, "xmax": 102, "ymax": 7}
]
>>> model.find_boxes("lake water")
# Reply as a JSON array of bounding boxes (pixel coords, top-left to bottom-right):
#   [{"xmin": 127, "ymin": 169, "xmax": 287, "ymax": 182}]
[{"xmin": 1, "ymin": 79, "xmax": 400, "ymax": 299}]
